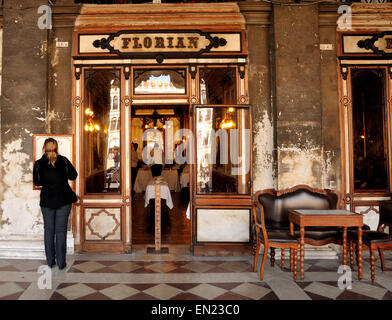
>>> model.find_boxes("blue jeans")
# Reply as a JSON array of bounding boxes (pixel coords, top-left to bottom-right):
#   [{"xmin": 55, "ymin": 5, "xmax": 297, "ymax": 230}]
[{"xmin": 41, "ymin": 204, "xmax": 72, "ymax": 268}]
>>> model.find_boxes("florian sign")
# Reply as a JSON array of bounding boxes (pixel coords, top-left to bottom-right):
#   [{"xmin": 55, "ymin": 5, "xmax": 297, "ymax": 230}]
[
  {"xmin": 91, "ymin": 30, "xmax": 232, "ymax": 62},
  {"xmin": 357, "ymin": 31, "xmax": 392, "ymax": 57}
]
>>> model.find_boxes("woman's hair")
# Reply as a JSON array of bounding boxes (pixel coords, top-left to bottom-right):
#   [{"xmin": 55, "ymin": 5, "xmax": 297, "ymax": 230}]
[{"xmin": 42, "ymin": 138, "xmax": 58, "ymax": 163}]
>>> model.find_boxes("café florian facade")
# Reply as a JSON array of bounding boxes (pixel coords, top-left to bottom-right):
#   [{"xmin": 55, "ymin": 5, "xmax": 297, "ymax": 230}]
[{"xmin": 0, "ymin": 1, "xmax": 391, "ymax": 258}]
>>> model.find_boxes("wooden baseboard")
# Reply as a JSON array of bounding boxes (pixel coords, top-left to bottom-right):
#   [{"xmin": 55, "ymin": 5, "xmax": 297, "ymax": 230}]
[
  {"xmin": 79, "ymin": 242, "xmax": 128, "ymax": 254},
  {"xmin": 193, "ymin": 244, "xmax": 252, "ymax": 256}
]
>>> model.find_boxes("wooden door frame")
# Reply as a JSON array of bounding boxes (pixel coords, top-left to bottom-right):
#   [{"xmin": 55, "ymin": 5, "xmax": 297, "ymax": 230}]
[{"xmin": 339, "ymin": 63, "xmax": 392, "ymax": 212}]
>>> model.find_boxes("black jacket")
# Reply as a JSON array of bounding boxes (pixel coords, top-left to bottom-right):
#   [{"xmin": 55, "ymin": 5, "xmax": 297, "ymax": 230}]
[{"xmin": 33, "ymin": 154, "xmax": 78, "ymax": 209}]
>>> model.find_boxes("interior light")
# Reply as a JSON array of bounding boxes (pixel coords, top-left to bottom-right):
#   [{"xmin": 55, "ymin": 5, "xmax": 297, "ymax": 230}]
[
  {"xmin": 89, "ymin": 126, "xmax": 94, "ymax": 132},
  {"xmin": 85, "ymin": 108, "xmax": 90, "ymax": 115},
  {"xmin": 94, "ymin": 124, "xmax": 101, "ymax": 131},
  {"xmin": 84, "ymin": 124, "xmax": 89, "ymax": 131},
  {"xmin": 228, "ymin": 107, "xmax": 235, "ymax": 112},
  {"xmin": 361, "ymin": 135, "xmax": 365, "ymax": 139}
]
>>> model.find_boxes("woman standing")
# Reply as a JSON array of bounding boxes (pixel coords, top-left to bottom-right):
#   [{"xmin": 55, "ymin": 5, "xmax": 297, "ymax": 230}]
[{"xmin": 33, "ymin": 138, "xmax": 78, "ymax": 270}]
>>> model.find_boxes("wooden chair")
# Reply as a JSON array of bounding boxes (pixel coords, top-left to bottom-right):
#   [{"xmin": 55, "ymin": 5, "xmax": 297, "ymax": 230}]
[
  {"xmin": 349, "ymin": 200, "xmax": 392, "ymax": 283},
  {"xmin": 253, "ymin": 202, "xmax": 298, "ymax": 281}
]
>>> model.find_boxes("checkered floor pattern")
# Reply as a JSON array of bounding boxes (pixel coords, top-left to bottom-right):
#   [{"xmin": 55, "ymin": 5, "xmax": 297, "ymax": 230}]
[{"xmin": 1, "ymin": 252, "xmax": 392, "ymax": 300}]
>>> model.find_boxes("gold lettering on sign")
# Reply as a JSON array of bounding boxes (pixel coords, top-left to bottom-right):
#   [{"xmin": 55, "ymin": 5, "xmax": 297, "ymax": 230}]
[
  {"xmin": 188, "ymin": 37, "xmax": 198, "ymax": 49},
  {"xmin": 155, "ymin": 37, "xmax": 165, "ymax": 48},
  {"xmin": 143, "ymin": 37, "xmax": 152, "ymax": 48},
  {"xmin": 133, "ymin": 37, "xmax": 142, "ymax": 49},
  {"xmin": 122, "ymin": 38, "xmax": 131, "ymax": 49},
  {"xmin": 386, "ymin": 38, "xmax": 392, "ymax": 49},
  {"xmin": 167, "ymin": 37, "xmax": 174, "ymax": 48},
  {"xmin": 175, "ymin": 37, "xmax": 186, "ymax": 49}
]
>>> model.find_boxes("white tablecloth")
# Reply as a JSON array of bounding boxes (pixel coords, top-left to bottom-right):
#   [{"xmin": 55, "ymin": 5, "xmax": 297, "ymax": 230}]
[
  {"xmin": 144, "ymin": 184, "xmax": 174, "ymax": 209},
  {"xmin": 186, "ymin": 203, "xmax": 190, "ymax": 220},
  {"xmin": 133, "ymin": 169, "xmax": 152, "ymax": 193},
  {"xmin": 162, "ymin": 170, "xmax": 180, "ymax": 192},
  {"xmin": 134, "ymin": 169, "xmax": 180, "ymax": 193},
  {"xmin": 180, "ymin": 173, "xmax": 190, "ymax": 188}
]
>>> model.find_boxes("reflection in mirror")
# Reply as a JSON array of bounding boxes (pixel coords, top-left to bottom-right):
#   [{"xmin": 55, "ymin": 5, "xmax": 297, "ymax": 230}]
[
  {"xmin": 134, "ymin": 69, "xmax": 186, "ymax": 94},
  {"xmin": 196, "ymin": 106, "xmax": 250, "ymax": 194},
  {"xmin": 352, "ymin": 69, "xmax": 388, "ymax": 192},
  {"xmin": 84, "ymin": 69, "xmax": 121, "ymax": 194}
]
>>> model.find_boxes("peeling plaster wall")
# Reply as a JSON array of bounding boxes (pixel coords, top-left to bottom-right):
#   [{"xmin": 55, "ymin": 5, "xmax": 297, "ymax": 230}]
[
  {"xmin": 0, "ymin": 0, "xmax": 48, "ymax": 237},
  {"xmin": 273, "ymin": 5, "xmax": 325, "ymax": 190},
  {"xmin": 320, "ymin": 20, "xmax": 341, "ymax": 192},
  {"xmin": 253, "ymin": 110, "xmax": 275, "ymax": 191},
  {"xmin": 0, "ymin": 139, "xmax": 42, "ymax": 237},
  {"xmin": 48, "ymin": 27, "xmax": 74, "ymax": 134},
  {"xmin": 245, "ymin": 18, "xmax": 277, "ymax": 191}
]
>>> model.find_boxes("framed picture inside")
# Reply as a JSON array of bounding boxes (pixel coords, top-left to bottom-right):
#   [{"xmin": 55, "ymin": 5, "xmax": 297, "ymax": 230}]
[{"xmin": 33, "ymin": 134, "xmax": 74, "ymax": 190}]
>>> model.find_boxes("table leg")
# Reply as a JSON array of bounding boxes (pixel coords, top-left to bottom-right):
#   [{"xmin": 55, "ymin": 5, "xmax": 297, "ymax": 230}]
[
  {"xmin": 300, "ymin": 226, "xmax": 305, "ymax": 281},
  {"xmin": 342, "ymin": 226, "xmax": 347, "ymax": 267},
  {"xmin": 358, "ymin": 226, "xmax": 363, "ymax": 281}
]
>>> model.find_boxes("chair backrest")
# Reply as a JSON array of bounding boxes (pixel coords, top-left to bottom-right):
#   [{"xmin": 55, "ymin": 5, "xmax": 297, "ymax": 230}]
[
  {"xmin": 379, "ymin": 200, "xmax": 392, "ymax": 228},
  {"xmin": 255, "ymin": 185, "xmax": 339, "ymax": 228}
]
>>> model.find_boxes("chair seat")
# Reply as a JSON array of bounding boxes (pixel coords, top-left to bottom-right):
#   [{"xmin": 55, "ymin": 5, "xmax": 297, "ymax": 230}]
[
  {"xmin": 337, "ymin": 224, "xmax": 370, "ymax": 235},
  {"xmin": 349, "ymin": 230, "xmax": 392, "ymax": 244},
  {"xmin": 260, "ymin": 231, "xmax": 298, "ymax": 244},
  {"xmin": 266, "ymin": 221, "xmax": 338, "ymax": 233},
  {"xmin": 293, "ymin": 229, "xmax": 339, "ymax": 241}
]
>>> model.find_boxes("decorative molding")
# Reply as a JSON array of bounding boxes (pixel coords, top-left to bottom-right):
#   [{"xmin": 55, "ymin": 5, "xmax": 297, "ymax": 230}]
[
  {"xmin": 340, "ymin": 65, "xmax": 348, "ymax": 81},
  {"xmin": 190, "ymin": 96, "xmax": 198, "ymax": 104},
  {"xmin": 189, "ymin": 64, "xmax": 197, "ymax": 79},
  {"xmin": 123, "ymin": 96, "xmax": 131, "ymax": 108},
  {"xmin": 357, "ymin": 31, "xmax": 392, "ymax": 57},
  {"xmin": 238, "ymin": 63, "xmax": 245, "ymax": 79},
  {"xmin": 86, "ymin": 209, "xmax": 121, "ymax": 241},
  {"xmin": 75, "ymin": 66, "xmax": 81, "ymax": 80},
  {"xmin": 73, "ymin": 96, "xmax": 81, "ymax": 110},
  {"xmin": 124, "ymin": 65, "xmax": 131, "ymax": 80},
  {"xmin": 239, "ymin": 95, "xmax": 248, "ymax": 104},
  {"xmin": 155, "ymin": 55, "xmax": 164, "ymax": 64}
]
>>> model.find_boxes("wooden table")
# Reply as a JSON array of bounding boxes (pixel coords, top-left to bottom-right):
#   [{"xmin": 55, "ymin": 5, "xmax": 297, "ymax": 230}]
[{"xmin": 288, "ymin": 209, "xmax": 363, "ymax": 281}]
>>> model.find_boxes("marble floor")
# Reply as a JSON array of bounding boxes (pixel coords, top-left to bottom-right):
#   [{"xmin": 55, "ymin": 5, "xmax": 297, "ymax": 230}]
[{"xmin": 1, "ymin": 246, "xmax": 392, "ymax": 300}]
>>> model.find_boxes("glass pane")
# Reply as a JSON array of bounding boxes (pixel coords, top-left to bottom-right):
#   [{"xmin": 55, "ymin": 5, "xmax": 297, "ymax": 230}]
[
  {"xmin": 200, "ymin": 67, "xmax": 236, "ymax": 104},
  {"xmin": 84, "ymin": 69, "xmax": 121, "ymax": 194},
  {"xmin": 196, "ymin": 106, "xmax": 250, "ymax": 194},
  {"xmin": 351, "ymin": 69, "xmax": 388, "ymax": 192},
  {"xmin": 134, "ymin": 69, "xmax": 186, "ymax": 94}
]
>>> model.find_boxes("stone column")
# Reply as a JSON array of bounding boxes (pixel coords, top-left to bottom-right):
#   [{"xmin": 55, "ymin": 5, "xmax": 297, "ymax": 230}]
[
  {"xmin": 273, "ymin": 4, "xmax": 324, "ymax": 190},
  {"xmin": 0, "ymin": 0, "xmax": 48, "ymax": 253},
  {"xmin": 240, "ymin": 2, "xmax": 277, "ymax": 191}
]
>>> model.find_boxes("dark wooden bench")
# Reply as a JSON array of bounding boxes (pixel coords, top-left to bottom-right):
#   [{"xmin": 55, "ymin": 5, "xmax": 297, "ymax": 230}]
[{"xmin": 253, "ymin": 185, "xmax": 342, "ymax": 265}]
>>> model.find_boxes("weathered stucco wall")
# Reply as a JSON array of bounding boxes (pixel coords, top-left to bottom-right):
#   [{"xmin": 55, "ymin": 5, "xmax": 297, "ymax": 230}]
[
  {"xmin": 48, "ymin": 26, "xmax": 74, "ymax": 134},
  {"xmin": 319, "ymin": 10, "xmax": 341, "ymax": 191},
  {"xmin": 273, "ymin": 5, "xmax": 325, "ymax": 190},
  {"xmin": 0, "ymin": 0, "xmax": 49, "ymax": 238},
  {"xmin": 241, "ymin": 4, "xmax": 277, "ymax": 191}
]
